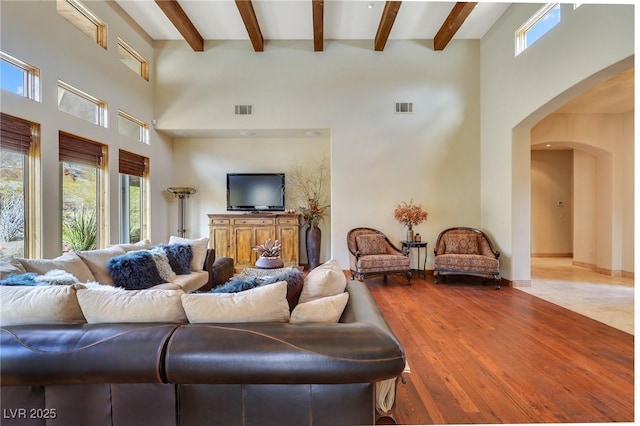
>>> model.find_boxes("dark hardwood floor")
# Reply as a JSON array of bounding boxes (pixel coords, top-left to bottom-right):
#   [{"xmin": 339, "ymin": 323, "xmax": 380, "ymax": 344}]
[{"xmin": 365, "ymin": 274, "xmax": 634, "ymax": 424}]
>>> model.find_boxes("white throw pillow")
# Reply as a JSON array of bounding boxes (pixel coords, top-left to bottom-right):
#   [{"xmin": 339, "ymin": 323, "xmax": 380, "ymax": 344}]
[
  {"xmin": 18, "ymin": 252, "xmax": 95, "ymax": 283},
  {"xmin": 77, "ymin": 288, "xmax": 187, "ymax": 323},
  {"xmin": 77, "ymin": 246, "xmax": 127, "ymax": 285},
  {"xmin": 298, "ymin": 259, "xmax": 347, "ymax": 304},
  {"xmin": 0, "ymin": 284, "xmax": 86, "ymax": 326},
  {"xmin": 115, "ymin": 239, "xmax": 151, "ymax": 252},
  {"xmin": 181, "ymin": 281, "xmax": 290, "ymax": 323},
  {"xmin": 290, "ymin": 292, "xmax": 349, "ymax": 323},
  {"xmin": 0, "ymin": 255, "xmax": 27, "ymax": 278},
  {"xmin": 169, "ymin": 236, "xmax": 209, "ymax": 272}
]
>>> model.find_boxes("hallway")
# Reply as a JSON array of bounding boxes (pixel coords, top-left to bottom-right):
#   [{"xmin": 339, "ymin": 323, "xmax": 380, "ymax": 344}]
[{"xmin": 518, "ymin": 257, "xmax": 634, "ymax": 334}]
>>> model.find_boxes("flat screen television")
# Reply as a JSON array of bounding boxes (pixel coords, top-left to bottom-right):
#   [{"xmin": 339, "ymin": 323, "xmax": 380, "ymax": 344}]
[{"xmin": 226, "ymin": 173, "xmax": 285, "ymax": 212}]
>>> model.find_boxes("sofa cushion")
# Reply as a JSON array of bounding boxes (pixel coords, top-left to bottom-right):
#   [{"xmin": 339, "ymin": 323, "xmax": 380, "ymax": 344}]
[
  {"xmin": 356, "ymin": 234, "xmax": 387, "ymax": 256},
  {"xmin": 169, "ymin": 270, "xmax": 209, "ymax": 292},
  {"xmin": 169, "ymin": 236, "xmax": 209, "ymax": 272},
  {"xmin": 77, "ymin": 246, "xmax": 127, "ymax": 285},
  {"xmin": 18, "ymin": 251, "xmax": 96, "ymax": 283},
  {"xmin": 0, "ymin": 255, "xmax": 26, "ymax": 278},
  {"xmin": 356, "ymin": 254, "xmax": 410, "ymax": 272},
  {"xmin": 298, "ymin": 259, "xmax": 347, "ymax": 304},
  {"xmin": 76, "ymin": 287, "xmax": 188, "ymax": 324},
  {"xmin": 290, "ymin": 292, "xmax": 349, "ymax": 323},
  {"xmin": 107, "ymin": 250, "xmax": 165, "ymax": 290},
  {"xmin": 115, "ymin": 239, "xmax": 151, "ymax": 252},
  {"xmin": 0, "ymin": 284, "xmax": 86, "ymax": 325},
  {"xmin": 154, "ymin": 244, "xmax": 193, "ymax": 275},
  {"xmin": 181, "ymin": 280, "xmax": 290, "ymax": 323},
  {"xmin": 434, "ymin": 253, "xmax": 499, "ymax": 274}
]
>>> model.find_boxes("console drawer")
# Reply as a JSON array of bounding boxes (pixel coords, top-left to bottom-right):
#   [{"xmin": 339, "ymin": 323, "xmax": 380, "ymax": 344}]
[
  {"xmin": 232, "ymin": 218, "xmax": 275, "ymax": 226},
  {"xmin": 210, "ymin": 219, "xmax": 230, "ymax": 225}
]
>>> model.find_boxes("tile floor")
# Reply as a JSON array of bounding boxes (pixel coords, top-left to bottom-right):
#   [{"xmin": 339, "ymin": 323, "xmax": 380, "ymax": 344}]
[{"xmin": 517, "ymin": 257, "xmax": 634, "ymax": 335}]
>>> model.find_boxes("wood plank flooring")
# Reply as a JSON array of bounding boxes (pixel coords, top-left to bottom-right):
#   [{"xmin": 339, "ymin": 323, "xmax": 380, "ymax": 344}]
[{"xmin": 365, "ymin": 274, "xmax": 634, "ymax": 424}]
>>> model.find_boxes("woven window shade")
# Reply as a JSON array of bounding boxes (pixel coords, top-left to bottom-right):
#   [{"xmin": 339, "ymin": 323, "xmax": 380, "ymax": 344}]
[
  {"xmin": 119, "ymin": 149, "xmax": 147, "ymax": 177},
  {"xmin": 1, "ymin": 113, "xmax": 33, "ymax": 154},
  {"xmin": 59, "ymin": 131, "xmax": 103, "ymax": 167}
]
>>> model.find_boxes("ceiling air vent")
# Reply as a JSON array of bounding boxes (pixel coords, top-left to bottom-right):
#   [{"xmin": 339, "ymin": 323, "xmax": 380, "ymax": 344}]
[
  {"xmin": 235, "ymin": 104, "xmax": 254, "ymax": 115},
  {"xmin": 394, "ymin": 102, "xmax": 413, "ymax": 114}
]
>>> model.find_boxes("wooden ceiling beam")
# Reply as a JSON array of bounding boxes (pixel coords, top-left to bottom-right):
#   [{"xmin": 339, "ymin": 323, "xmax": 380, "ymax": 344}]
[
  {"xmin": 154, "ymin": 0, "xmax": 204, "ymax": 52},
  {"xmin": 433, "ymin": 2, "xmax": 477, "ymax": 51},
  {"xmin": 312, "ymin": 0, "xmax": 324, "ymax": 52},
  {"xmin": 235, "ymin": 0, "xmax": 264, "ymax": 52},
  {"xmin": 374, "ymin": 1, "xmax": 402, "ymax": 51}
]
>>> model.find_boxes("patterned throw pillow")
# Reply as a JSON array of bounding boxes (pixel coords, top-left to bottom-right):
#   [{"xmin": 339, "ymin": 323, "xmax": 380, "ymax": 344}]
[
  {"xmin": 154, "ymin": 244, "xmax": 193, "ymax": 275},
  {"xmin": 356, "ymin": 234, "xmax": 387, "ymax": 255},
  {"xmin": 443, "ymin": 233, "xmax": 479, "ymax": 255}
]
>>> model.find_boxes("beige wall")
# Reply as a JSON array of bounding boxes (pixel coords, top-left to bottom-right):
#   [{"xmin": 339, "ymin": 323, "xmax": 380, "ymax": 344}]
[
  {"xmin": 531, "ymin": 111, "xmax": 634, "ymax": 276},
  {"xmin": 156, "ymin": 39, "xmax": 482, "ymax": 270},
  {"xmin": 0, "ymin": 1, "xmax": 179, "ymax": 257},
  {"xmin": 531, "ymin": 150, "xmax": 573, "ymax": 256},
  {"xmin": 480, "ymin": 3, "xmax": 634, "ymax": 283}
]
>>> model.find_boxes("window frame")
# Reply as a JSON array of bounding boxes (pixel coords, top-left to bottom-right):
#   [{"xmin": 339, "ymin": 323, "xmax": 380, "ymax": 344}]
[
  {"xmin": 117, "ymin": 38, "xmax": 149, "ymax": 81},
  {"xmin": 56, "ymin": 0, "xmax": 107, "ymax": 49},
  {"xmin": 0, "ymin": 113, "xmax": 41, "ymax": 258},
  {"xmin": 118, "ymin": 150, "xmax": 149, "ymax": 244},
  {"xmin": 57, "ymin": 80, "xmax": 108, "ymax": 127},
  {"xmin": 0, "ymin": 52, "xmax": 40, "ymax": 101},
  {"xmin": 59, "ymin": 131, "xmax": 108, "ymax": 251},
  {"xmin": 118, "ymin": 110, "xmax": 149, "ymax": 144},
  {"xmin": 515, "ymin": 3, "xmax": 561, "ymax": 56}
]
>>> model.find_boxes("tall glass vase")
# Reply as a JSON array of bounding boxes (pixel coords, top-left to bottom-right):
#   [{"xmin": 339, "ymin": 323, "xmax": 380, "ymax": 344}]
[
  {"xmin": 406, "ymin": 225, "xmax": 414, "ymax": 242},
  {"xmin": 306, "ymin": 225, "xmax": 321, "ymax": 271}
]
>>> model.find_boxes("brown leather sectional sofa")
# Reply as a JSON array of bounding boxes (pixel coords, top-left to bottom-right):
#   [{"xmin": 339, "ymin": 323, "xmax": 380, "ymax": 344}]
[{"xmin": 0, "ymin": 281, "xmax": 405, "ymax": 426}]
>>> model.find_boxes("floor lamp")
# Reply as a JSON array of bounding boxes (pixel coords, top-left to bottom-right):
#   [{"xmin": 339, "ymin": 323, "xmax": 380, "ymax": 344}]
[{"xmin": 167, "ymin": 187, "xmax": 196, "ymax": 238}]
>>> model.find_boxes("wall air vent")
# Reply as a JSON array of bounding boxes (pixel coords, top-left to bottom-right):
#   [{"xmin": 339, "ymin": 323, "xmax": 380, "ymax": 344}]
[
  {"xmin": 394, "ymin": 102, "xmax": 413, "ymax": 114},
  {"xmin": 235, "ymin": 104, "xmax": 254, "ymax": 115}
]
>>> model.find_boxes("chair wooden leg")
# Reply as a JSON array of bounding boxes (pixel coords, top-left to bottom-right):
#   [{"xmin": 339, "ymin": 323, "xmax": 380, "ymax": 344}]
[{"xmin": 406, "ymin": 271, "xmax": 412, "ymax": 286}]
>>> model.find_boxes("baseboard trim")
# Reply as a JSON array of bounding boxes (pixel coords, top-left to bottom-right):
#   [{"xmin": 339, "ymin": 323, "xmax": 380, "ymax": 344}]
[
  {"xmin": 531, "ymin": 253, "xmax": 573, "ymax": 258},
  {"xmin": 511, "ymin": 279, "xmax": 531, "ymax": 288},
  {"xmin": 572, "ymin": 260, "xmax": 596, "ymax": 270}
]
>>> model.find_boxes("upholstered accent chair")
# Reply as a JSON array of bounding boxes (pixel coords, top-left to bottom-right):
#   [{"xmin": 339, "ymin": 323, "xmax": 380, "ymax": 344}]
[
  {"xmin": 347, "ymin": 228, "xmax": 411, "ymax": 285},
  {"xmin": 433, "ymin": 227, "xmax": 501, "ymax": 289}
]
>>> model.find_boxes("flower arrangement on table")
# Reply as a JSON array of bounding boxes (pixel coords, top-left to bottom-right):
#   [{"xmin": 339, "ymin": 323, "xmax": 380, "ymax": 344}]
[{"xmin": 394, "ymin": 199, "xmax": 428, "ymax": 241}]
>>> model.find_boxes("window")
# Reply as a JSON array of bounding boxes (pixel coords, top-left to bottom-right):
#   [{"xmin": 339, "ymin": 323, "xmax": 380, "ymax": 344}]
[
  {"xmin": 57, "ymin": 0, "xmax": 107, "ymax": 49},
  {"xmin": 58, "ymin": 81, "xmax": 107, "ymax": 127},
  {"xmin": 118, "ymin": 38, "xmax": 149, "ymax": 81},
  {"xmin": 0, "ymin": 113, "xmax": 40, "ymax": 257},
  {"xmin": 0, "ymin": 52, "xmax": 40, "ymax": 101},
  {"xmin": 118, "ymin": 111, "xmax": 149, "ymax": 144},
  {"xmin": 516, "ymin": 3, "xmax": 561, "ymax": 56},
  {"xmin": 59, "ymin": 132, "xmax": 106, "ymax": 252},
  {"xmin": 119, "ymin": 150, "xmax": 148, "ymax": 243}
]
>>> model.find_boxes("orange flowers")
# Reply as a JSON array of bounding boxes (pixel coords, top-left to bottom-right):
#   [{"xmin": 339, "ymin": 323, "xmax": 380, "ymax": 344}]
[{"xmin": 394, "ymin": 200, "xmax": 428, "ymax": 227}]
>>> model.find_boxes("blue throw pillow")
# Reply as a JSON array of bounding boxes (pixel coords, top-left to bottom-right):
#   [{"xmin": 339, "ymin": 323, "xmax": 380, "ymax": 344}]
[
  {"xmin": 107, "ymin": 250, "xmax": 165, "ymax": 290},
  {"xmin": 0, "ymin": 273, "xmax": 39, "ymax": 286},
  {"xmin": 154, "ymin": 244, "xmax": 192, "ymax": 275},
  {"xmin": 212, "ymin": 276, "xmax": 261, "ymax": 293}
]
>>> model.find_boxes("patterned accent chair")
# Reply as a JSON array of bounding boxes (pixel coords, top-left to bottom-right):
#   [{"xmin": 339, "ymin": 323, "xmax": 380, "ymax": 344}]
[
  {"xmin": 433, "ymin": 227, "xmax": 501, "ymax": 289},
  {"xmin": 347, "ymin": 228, "xmax": 412, "ymax": 285}
]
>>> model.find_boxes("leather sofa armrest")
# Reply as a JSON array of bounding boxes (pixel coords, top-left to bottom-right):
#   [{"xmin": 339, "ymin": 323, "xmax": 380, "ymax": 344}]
[
  {"xmin": 340, "ymin": 280, "xmax": 398, "ymax": 340},
  {"xmin": 200, "ymin": 249, "xmax": 234, "ymax": 291}
]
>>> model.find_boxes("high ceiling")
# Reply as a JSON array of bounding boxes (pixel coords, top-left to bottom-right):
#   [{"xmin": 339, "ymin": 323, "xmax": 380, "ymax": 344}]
[{"xmin": 115, "ymin": 1, "xmax": 511, "ymax": 52}]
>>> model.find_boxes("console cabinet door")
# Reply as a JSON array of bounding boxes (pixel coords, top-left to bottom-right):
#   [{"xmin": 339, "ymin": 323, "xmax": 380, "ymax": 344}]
[
  {"xmin": 277, "ymin": 217, "xmax": 300, "ymax": 267},
  {"xmin": 209, "ymin": 219, "xmax": 231, "ymax": 258}
]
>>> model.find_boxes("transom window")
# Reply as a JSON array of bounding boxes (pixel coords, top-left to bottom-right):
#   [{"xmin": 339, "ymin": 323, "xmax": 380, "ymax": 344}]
[
  {"xmin": 58, "ymin": 81, "xmax": 108, "ymax": 127},
  {"xmin": 515, "ymin": 3, "xmax": 561, "ymax": 56},
  {"xmin": 57, "ymin": 0, "xmax": 107, "ymax": 49},
  {"xmin": 118, "ymin": 111, "xmax": 149, "ymax": 144},
  {"xmin": 118, "ymin": 38, "xmax": 149, "ymax": 81},
  {"xmin": 0, "ymin": 52, "xmax": 40, "ymax": 101}
]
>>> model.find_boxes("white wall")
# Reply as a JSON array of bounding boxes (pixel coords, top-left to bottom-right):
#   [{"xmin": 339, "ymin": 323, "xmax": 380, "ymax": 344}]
[
  {"xmin": 530, "ymin": 150, "xmax": 573, "ymax": 256},
  {"xmin": 156, "ymin": 39, "xmax": 482, "ymax": 270},
  {"xmin": 0, "ymin": 1, "xmax": 179, "ymax": 257},
  {"xmin": 480, "ymin": 3, "xmax": 634, "ymax": 283}
]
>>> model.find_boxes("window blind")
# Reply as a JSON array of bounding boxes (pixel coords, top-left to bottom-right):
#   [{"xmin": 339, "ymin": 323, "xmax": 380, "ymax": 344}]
[
  {"xmin": 1, "ymin": 113, "xmax": 33, "ymax": 154},
  {"xmin": 119, "ymin": 149, "xmax": 147, "ymax": 177},
  {"xmin": 59, "ymin": 131, "xmax": 104, "ymax": 166}
]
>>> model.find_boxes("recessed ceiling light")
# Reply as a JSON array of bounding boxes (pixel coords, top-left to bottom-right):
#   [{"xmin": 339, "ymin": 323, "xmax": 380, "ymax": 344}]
[
  {"xmin": 305, "ymin": 131, "xmax": 321, "ymax": 137},
  {"xmin": 368, "ymin": 3, "xmax": 375, "ymax": 8},
  {"xmin": 240, "ymin": 131, "xmax": 255, "ymax": 137},
  {"xmin": 546, "ymin": 144, "xmax": 552, "ymax": 147}
]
